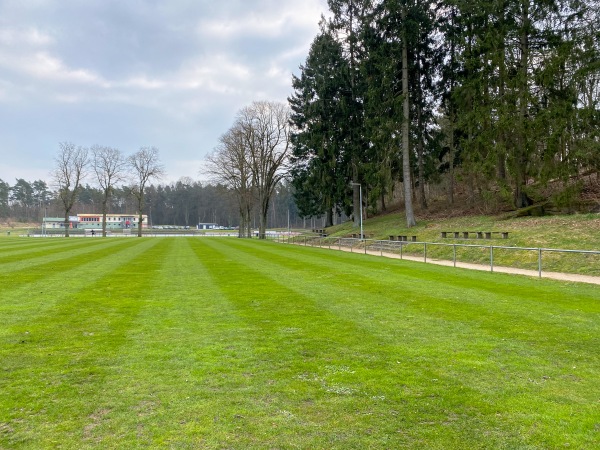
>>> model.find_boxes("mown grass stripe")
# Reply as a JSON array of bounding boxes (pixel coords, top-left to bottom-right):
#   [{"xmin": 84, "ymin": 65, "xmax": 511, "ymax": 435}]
[
  {"xmin": 0, "ymin": 237, "xmax": 598, "ymax": 449},
  {"xmin": 0, "ymin": 238, "xmax": 136, "ymax": 278},
  {"xmin": 0, "ymin": 238, "xmax": 169, "ymax": 448},
  {"xmin": 0, "ymin": 239, "xmax": 154, "ymax": 330},
  {"xmin": 73, "ymin": 238, "xmax": 263, "ymax": 447},
  {"xmin": 240, "ymin": 239, "xmax": 600, "ymax": 337},
  {"xmin": 206, "ymin": 240, "xmax": 599, "ymax": 339},
  {"xmin": 189, "ymin": 238, "xmax": 432, "ymax": 448},
  {"xmin": 0, "ymin": 236, "xmax": 104, "ymax": 258},
  {"xmin": 197, "ymin": 238, "xmax": 600, "ymax": 448},
  {"xmin": 191, "ymin": 239, "xmax": 529, "ymax": 447},
  {"xmin": 0, "ymin": 238, "xmax": 76, "ymax": 255}
]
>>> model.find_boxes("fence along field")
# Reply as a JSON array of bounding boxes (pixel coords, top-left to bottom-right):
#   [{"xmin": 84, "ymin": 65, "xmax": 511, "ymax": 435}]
[
  {"xmin": 1, "ymin": 236, "xmax": 599, "ymax": 448},
  {"xmin": 281, "ymin": 233, "xmax": 600, "ymax": 281}
]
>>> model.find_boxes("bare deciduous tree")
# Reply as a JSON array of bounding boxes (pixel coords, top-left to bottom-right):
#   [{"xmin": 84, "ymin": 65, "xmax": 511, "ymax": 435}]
[
  {"xmin": 52, "ymin": 142, "xmax": 89, "ymax": 237},
  {"xmin": 205, "ymin": 124, "xmax": 254, "ymax": 238},
  {"xmin": 238, "ymin": 101, "xmax": 291, "ymax": 239},
  {"xmin": 128, "ymin": 147, "xmax": 164, "ymax": 237},
  {"xmin": 91, "ymin": 145, "xmax": 126, "ymax": 237}
]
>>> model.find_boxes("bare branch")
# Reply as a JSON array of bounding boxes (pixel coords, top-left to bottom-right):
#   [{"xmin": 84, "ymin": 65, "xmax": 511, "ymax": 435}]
[
  {"xmin": 127, "ymin": 146, "xmax": 165, "ymax": 236},
  {"xmin": 91, "ymin": 145, "xmax": 127, "ymax": 237},
  {"xmin": 51, "ymin": 142, "xmax": 89, "ymax": 237}
]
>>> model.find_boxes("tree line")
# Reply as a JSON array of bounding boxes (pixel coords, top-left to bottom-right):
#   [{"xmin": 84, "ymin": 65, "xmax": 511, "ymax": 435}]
[
  {"xmin": 289, "ymin": 0, "xmax": 600, "ymax": 227},
  {"xmin": 1, "ymin": 147, "xmax": 307, "ymax": 235}
]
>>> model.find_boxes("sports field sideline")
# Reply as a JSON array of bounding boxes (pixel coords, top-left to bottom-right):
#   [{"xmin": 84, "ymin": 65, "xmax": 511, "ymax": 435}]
[{"xmin": 1, "ymin": 237, "xmax": 599, "ymax": 448}]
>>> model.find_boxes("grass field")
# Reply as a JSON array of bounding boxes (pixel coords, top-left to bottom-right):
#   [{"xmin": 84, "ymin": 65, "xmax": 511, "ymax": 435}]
[{"xmin": 1, "ymin": 236, "xmax": 599, "ymax": 449}]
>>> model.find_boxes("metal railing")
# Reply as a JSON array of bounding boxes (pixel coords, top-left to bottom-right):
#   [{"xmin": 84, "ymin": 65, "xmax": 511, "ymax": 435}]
[{"xmin": 275, "ymin": 234, "xmax": 600, "ymax": 279}]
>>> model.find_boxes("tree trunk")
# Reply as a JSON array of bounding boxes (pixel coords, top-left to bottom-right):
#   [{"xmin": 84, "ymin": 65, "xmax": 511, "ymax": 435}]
[
  {"xmin": 402, "ymin": 10, "xmax": 416, "ymax": 227},
  {"xmin": 348, "ymin": 2, "xmax": 361, "ymax": 230},
  {"xmin": 238, "ymin": 205, "xmax": 245, "ymax": 238},
  {"xmin": 514, "ymin": 1, "xmax": 530, "ymax": 208},
  {"xmin": 353, "ymin": 168, "xmax": 360, "ymax": 228},
  {"xmin": 448, "ymin": 113, "xmax": 455, "ymax": 205},
  {"xmin": 101, "ymin": 198, "xmax": 108, "ymax": 237},
  {"xmin": 246, "ymin": 204, "xmax": 252, "ymax": 238},
  {"xmin": 137, "ymin": 194, "xmax": 144, "ymax": 237},
  {"xmin": 327, "ymin": 208, "xmax": 334, "ymax": 228},
  {"xmin": 325, "ymin": 197, "xmax": 334, "ymax": 228},
  {"xmin": 64, "ymin": 211, "xmax": 70, "ymax": 238},
  {"xmin": 417, "ymin": 98, "xmax": 427, "ymax": 210},
  {"xmin": 497, "ymin": 81, "xmax": 507, "ymax": 181},
  {"xmin": 258, "ymin": 194, "xmax": 270, "ymax": 239}
]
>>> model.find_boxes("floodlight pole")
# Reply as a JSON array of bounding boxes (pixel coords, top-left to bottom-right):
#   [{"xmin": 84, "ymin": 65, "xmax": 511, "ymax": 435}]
[{"xmin": 352, "ymin": 182, "xmax": 363, "ymax": 241}]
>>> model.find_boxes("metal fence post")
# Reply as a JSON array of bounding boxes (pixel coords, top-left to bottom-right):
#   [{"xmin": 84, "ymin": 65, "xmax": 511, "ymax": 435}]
[
  {"xmin": 424, "ymin": 243, "xmax": 427, "ymax": 263},
  {"xmin": 538, "ymin": 248, "xmax": 542, "ymax": 278},
  {"xmin": 365, "ymin": 240, "xmax": 367, "ymax": 254},
  {"xmin": 400, "ymin": 243, "xmax": 403, "ymax": 259},
  {"xmin": 490, "ymin": 246, "xmax": 494, "ymax": 272},
  {"xmin": 453, "ymin": 244, "xmax": 456, "ymax": 267}
]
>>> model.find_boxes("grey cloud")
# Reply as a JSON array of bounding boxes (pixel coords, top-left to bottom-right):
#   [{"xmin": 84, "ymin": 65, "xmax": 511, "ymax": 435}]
[{"xmin": 0, "ymin": 0, "xmax": 329, "ymax": 183}]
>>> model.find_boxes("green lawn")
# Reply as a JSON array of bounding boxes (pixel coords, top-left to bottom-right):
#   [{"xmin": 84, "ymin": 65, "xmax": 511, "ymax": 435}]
[{"xmin": 1, "ymin": 237, "xmax": 599, "ymax": 449}]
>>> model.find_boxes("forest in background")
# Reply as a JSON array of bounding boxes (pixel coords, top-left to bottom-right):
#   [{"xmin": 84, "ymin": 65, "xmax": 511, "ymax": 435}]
[
  {"xmin": 0, "ymin": 177, "xmax": 317, "ymax": 230},
  {"xmin": 289, "ymin": 0, "xmax": 600, "ymax": 227}
]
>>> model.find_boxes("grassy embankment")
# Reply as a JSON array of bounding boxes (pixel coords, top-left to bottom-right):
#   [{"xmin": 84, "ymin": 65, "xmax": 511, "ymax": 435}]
[
  {"xmin": 314, "ymin": 213, "xmax": 600, "ymax": 276},
  {"xmin": 1, "ymin": 236, "xmax": 599, "ymax": 448}
]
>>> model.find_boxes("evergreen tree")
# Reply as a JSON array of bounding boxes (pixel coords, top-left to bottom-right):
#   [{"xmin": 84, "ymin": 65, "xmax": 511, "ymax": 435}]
[
  {"xmin": 289, "ymin": 26, "xmax": 351, "ymax": 226},
  {"xmin": 0, "ymin": 179, "xmax": 9, "ymax": 217},
  {"xmin": 327, "ymin": 0, "xmax": 372, "ymax": 227}
]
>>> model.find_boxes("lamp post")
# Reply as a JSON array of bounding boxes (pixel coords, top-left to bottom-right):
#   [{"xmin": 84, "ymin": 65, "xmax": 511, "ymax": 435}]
[{"xmin": 351, "ymin": 182, "xmax": 363, "ymax": 240}]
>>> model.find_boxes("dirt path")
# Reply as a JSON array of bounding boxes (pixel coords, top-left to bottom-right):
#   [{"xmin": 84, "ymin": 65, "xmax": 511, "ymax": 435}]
[{"xmin": 302, "ymin": 243, "xmax": 600, "ymax": 286}]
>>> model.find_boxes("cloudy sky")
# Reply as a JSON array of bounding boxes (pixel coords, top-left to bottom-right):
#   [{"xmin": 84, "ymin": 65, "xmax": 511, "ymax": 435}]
[{"xmin": 0, "ymin": 0, "xmax": 329, "ymax": 185}]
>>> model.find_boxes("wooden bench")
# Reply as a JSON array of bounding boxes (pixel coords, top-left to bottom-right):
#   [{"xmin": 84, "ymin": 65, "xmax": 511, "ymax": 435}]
[
  {"xmin": 486, "ymin": 231, "xmax": 509, "ymax": 239},
  {"xmin": 441, "ymin": 231, "xmax": 509, "ymax": 239},
  {"xmin": 390, "ymin": 235, "xmax": 417, "ymax": 242},
  {"xmin": 399, "ymin": 235, "xmax": 417, "ymax": 242}
]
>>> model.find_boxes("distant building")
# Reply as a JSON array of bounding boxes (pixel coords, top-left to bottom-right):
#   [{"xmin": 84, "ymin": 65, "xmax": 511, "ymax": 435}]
[
  {"xmin": 197, "ymin": 223, "xmax": 218, "ymax": 230},
  {"xmin": 43, "ymin": 217, "xmax": 78, "ymax": 229},
  {"xmin": 76, "ymin": 213, "xmax": 148, "ymax": 230}
]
